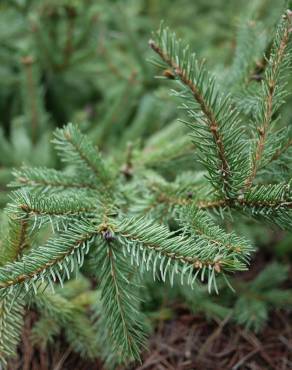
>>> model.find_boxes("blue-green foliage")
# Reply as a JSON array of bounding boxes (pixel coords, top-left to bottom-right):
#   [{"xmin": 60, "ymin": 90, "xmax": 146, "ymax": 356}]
[{"xmin": 0, "ymin": 2, "xmax": 291, "ymax": 369}]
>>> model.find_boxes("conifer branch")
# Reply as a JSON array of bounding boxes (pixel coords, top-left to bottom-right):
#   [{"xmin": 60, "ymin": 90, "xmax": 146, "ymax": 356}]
[
  {"xmin": 0, "ymin": 217, "xmax": 29, "ymax": 266},
  {"xmin": 149, "ymin": 26, "xmax": 250, "ymax": 199},
  {"xmin": 180, "ymin": 206, "xmax": 251, "ymax": 257},
  {"xmin": 238, "ymin": 182, "xmax": 292, "ymax": 229},
  {"xmin": 0, "ymin": 292, "xmax": 24, "ymax": 368},
  {"xmin": 96, "ymin": 241, "xmax": 146, "ymax": 363},
  {"xmin": 140, "ymin": 187, "xmax": 227, "ymax": 220},
  {"xmin": 9, "ymin": 191, "xmax": 97, "ymax": 217},
  {"xmin": 11, "ymin": 167, "xmax": 99, "ymax": 191},
  {"xmin": 6, "ymin": 191, "xmax": 98, "ymax": 233},
  {"xmin": 245, "ymin": 11, "xmax": 292, "ymax": 187},
  {"xmin": 115, "ymin": 215, "xmax": 251, "ymax": 292},
  {"xmin": 53, "ymin": 124, "xmax": 114, "ymax": 197},
  {"xmin": 134, "ymin": 175, "xmax": 226, "ymax": 222},
  {"xmin": 148, "ymin": 183, "xmax": 226, "ymax": 210},
  {"xmin": 149, "ymin": 39, "xmax": 230, "ymax": 194},
  {"xmin": 0, "ymin": 221, "xmax": 98, "ymax": 290}
]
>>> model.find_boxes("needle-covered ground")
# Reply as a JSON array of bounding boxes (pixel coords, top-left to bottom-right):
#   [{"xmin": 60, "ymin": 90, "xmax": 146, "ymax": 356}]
[{"xmin": 8, "ymin": 252, "xmax": 292, "ymax": 370}]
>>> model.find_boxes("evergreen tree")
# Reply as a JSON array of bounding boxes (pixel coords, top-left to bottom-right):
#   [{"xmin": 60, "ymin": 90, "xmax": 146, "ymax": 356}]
[{"xmin": 0, "ymin": 2, "xmax": 291, "ymax": 369}]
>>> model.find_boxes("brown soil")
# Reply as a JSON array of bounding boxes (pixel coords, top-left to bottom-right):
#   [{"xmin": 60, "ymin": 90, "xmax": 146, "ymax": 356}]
[{"xmin": 7, "ymin": 306, "xmax": 292, "ymax": 370}]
